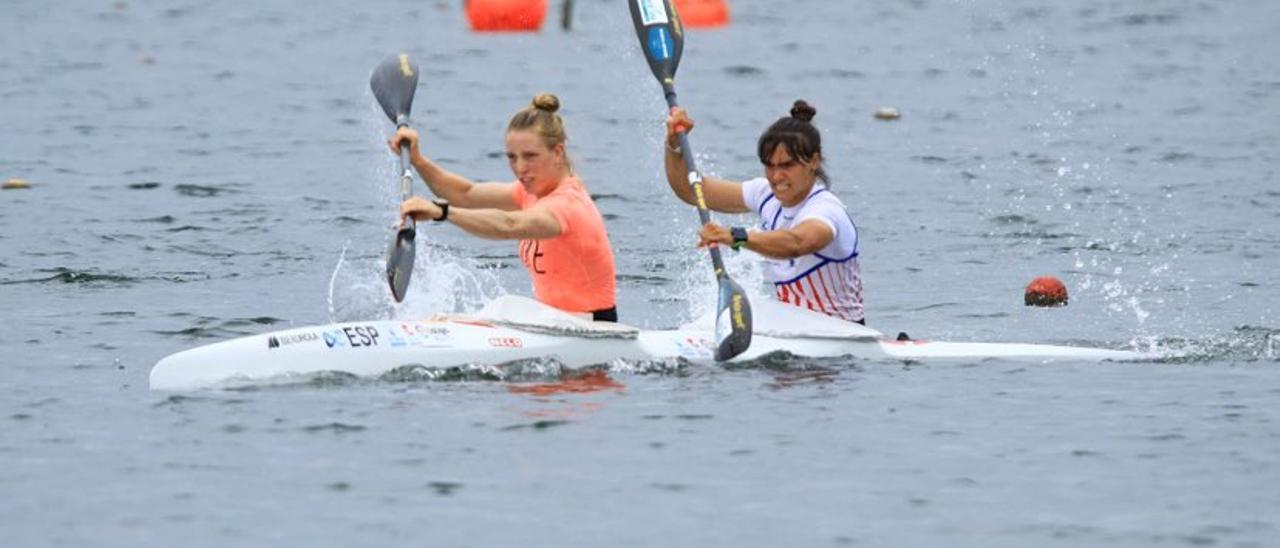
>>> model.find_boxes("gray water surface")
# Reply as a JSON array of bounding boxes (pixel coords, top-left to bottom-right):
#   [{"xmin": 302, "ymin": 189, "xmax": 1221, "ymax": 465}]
[{"xmin": 2, "ymin": 0, "xmax": 1278, "ymax": 546}]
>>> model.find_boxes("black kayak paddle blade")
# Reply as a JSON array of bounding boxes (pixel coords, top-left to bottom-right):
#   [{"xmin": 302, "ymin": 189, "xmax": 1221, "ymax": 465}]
[
  {"xmin": 386, "ymin": 220, "xmax": 416, "ymax": 303},
  {"xmin": 713, "ymin": 276, "xmax": 753, "ymax": 362},
  {"xmin": 370, "ymin": 54, "xmax": 420, "ymax": 127}
]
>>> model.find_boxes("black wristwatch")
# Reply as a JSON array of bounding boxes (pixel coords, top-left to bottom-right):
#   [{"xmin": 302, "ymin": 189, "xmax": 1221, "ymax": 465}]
[
  {"xmin": 730, "ymin": 226, "xmax": 749, "ymax": 250},
  {"xmin": 431, "ymin": 198, "xmax": 449, "ymax": 222}
]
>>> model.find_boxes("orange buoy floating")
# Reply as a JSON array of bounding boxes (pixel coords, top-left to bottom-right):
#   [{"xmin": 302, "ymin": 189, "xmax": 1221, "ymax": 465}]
[
  {"xmin": 466, "ymin": 0, "xmax": 548, "ymax": 32},
  {"xmin": 1025, "ymin": 276, "xmax": 1069, "ymax": 307},
  {"xmin": 674, "ymin": 0, "xmax": 730, "ymax": 28}
]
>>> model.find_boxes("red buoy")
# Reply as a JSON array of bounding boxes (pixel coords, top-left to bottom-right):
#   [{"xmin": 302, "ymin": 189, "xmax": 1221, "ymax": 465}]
[
  {"xmin": 674, "ymin": 0, "xmax": 730, "ymax": 28},
  {"xmin": 1025, "ymin": 276, "xmax": 1069, "ymax": 307},
  {"xmin": 466, "ymin": 0, "xmax": 548, "ymax": 32}
]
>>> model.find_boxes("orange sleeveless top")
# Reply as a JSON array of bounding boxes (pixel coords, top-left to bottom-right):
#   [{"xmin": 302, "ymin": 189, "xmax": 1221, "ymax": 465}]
[{"xmin": 511, "ymin": 177, "xmax": 617, "ymax": 313}]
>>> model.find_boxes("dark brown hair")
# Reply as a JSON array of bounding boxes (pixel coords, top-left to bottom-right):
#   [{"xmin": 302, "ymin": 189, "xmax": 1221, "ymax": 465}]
[{"xmin": 757, "ymin": 99, "xmax": 829, "ymax": 186}]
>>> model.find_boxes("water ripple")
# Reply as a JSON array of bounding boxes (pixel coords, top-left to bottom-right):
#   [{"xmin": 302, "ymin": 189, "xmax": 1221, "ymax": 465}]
[
  {"xmin": 724, "ymin": 65, "xmax": 764, "ymax": 77},
  {"xmin": 153, "ymin": 315, "xmax": 285, "ymax": 340},
  {"xmin": 174, "ymin": 184, "xmax": 237, "ymax": 197},
  {"xmin": 0, "ymin": 268, "xmax": 138, "ymax": 286}
]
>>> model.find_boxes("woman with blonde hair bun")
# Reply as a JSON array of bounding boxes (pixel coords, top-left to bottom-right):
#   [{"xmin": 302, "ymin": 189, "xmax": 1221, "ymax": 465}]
[{"xmin": 391, "ymin": 93, "xmax": 619, "ymax": 321}]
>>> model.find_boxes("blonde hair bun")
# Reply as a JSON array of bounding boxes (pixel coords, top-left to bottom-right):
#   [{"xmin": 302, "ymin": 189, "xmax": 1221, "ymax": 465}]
[{"xmin": 532, "ymin": 93, "xmax": 560, "ymax": 113}]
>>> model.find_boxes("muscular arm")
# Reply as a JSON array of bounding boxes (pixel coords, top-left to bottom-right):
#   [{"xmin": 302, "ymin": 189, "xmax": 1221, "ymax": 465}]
[
  {"xmin": 449, "ymin": 206, "xmax": 561, "ymax": 240},
  {"xmin": 662, "ymin": 108, "xmax": 749, "ymax": 213},
  {"xmin": 699, "ymin": 219, "xmax": 834, "ymax": 260},
  {"xmin": 401, "ymin": 197, "xmax": 561, "ymax": 240},
  {"xmin": 663, "ymin": 145, "xmax": 750, "ymax": 213},
  {"xmin": 410, "ymin": 156, "xmax": 518, "ymax": 210},
  {"xmin": 390, "ymin": 127, "xmax": 517, "ymax": 210}
]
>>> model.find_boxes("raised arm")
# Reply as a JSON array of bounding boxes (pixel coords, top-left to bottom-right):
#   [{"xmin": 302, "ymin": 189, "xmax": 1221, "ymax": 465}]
[
  {"xmin": 663, "ymin": 108, "xmax": 750, "ymax": 214},
  {"xmin": 390, "ymin": 127, "xmax": 517, "ymax": 210}
]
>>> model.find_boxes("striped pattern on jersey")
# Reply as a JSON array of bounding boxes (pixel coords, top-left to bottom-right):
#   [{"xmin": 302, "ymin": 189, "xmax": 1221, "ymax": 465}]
[
  {"xmin": 758, "ymin": 187, "xmax": 864, "ymax": 323},
  {"xmin": 773, "ymin": 253, "xmax": 863, "ymax": 323}
]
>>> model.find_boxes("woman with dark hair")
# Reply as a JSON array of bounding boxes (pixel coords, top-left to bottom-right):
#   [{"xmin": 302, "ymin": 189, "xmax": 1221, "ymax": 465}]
[
  {"xmin": 392, "ymin": 93, "xmax": 618, "ymax": 322},
  {"xmin": 663, "ymin": 100, "xmax": 863, "ymax": 324}
]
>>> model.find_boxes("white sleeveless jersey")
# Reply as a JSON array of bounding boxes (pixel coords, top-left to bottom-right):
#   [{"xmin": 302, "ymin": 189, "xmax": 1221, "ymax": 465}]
[{"xmin": 741, "ymin": 177, "xmax": 864, "ymax": 323}]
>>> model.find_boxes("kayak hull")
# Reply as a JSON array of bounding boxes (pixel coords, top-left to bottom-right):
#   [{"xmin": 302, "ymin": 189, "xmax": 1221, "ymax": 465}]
[{"xmin": 149, "ymin": 317, "xmax": 1142, "ymax": 390}]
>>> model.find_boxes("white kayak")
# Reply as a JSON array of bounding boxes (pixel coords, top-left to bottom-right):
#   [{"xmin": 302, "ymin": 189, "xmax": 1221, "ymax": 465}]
[{"xmin": 150, "ymin": 296, "xmax": 1146, "ymax": 390}]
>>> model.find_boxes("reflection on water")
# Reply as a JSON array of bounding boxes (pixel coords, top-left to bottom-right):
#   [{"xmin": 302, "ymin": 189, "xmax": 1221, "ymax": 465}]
[
  {"xmin": 507, "ymin": 369, "xmax": 626, "ymax": 397},
  {"xmin": 507, "ymin": 369, "xmax": 625, "ymax": 422}
]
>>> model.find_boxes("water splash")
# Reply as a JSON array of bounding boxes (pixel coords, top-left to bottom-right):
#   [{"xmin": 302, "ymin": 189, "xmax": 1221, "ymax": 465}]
[
  {"xmin": 1076, "ymin": 270, "xmax": 1151, "ymax": 324},
  {"xmin": 1137, "ymin": 326, "xmax": 1280, "ymax": 363},
  {"xmin": 324, "ymin": 242, "xmax": 388, "ymax": 323},
  {"xmin": 606, "ymin": 356, "xmax": 689, "ymax": 376},
  {"xmin": 665, "ymin": 211, "xmax": 768, "ymax": 327},
  {"xmin": 324, "ymin": 234, "xmax": 506, "ymax": 323},
  {"xmin": 392, "ymin": 240, "xmax": 507, "ymax": 319},
  {"xmin": 326, "ymin": 242, "xmax": 349, "ymax": 321}
]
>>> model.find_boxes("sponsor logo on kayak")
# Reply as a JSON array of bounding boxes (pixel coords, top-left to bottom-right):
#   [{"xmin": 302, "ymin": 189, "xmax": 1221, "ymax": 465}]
[
  {"xmin": 398, "ymin": 323, "xmax": 451, "ymax": 347},
  {"xmin": 487, "ymin": 337, "xmax": 523, "ymax": 348},
  {"xmin": 266, "ymin": 331, "xmax": 319, "ymax": 349},
  {"xmin": 387, "ymin": 327, "xmax": 407, "ymax": 348},
  {"xmin": 400, "ymin": 323, "xmax": 449, "ymax": 338},
  {"xmin": 323, "ymin": 326, "xmax": 380, "ymax": 348},
  {"xmin": 675, "ymin": 336, "xmax": 714, "ymax": 359}
]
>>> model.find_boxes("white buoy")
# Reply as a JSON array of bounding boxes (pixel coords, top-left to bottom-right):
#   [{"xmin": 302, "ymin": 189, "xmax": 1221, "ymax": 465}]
[
  {"xmin": 3, "ymin": 178, "xmax": 31, "ymax": 190},
  {"xmin": 874, "ymin": 107, "xmax": 901, "ymax": 121}
]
